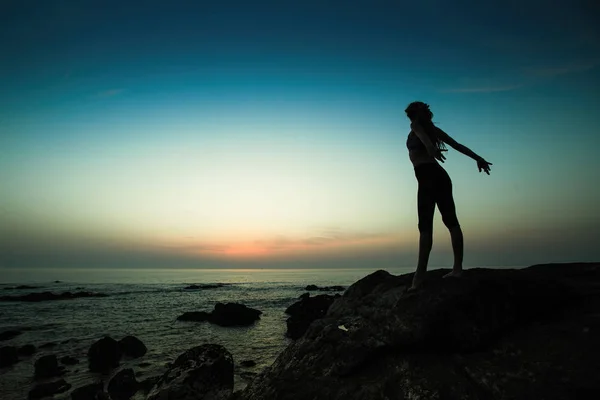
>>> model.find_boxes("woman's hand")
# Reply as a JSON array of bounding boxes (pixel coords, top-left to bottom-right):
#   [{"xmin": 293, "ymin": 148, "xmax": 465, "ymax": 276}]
[
  {"xmin": 477, "ymin": 158, "xmax": 492, "ymax": 174},
  {"xmin": 435, "ymin": 149, "xmax": 447, "ymax": 163}
]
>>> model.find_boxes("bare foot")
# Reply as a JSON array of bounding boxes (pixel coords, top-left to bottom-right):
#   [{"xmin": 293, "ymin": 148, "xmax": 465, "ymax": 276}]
[{"xmin": 443, "ymin": 270, "xmax": 463, "ymax": 279}]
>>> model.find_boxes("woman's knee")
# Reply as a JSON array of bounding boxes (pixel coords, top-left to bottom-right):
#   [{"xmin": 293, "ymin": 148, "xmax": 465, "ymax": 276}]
[{"xmin": 442, "ymin": 215, "xmax": 460, "ymax": 230}]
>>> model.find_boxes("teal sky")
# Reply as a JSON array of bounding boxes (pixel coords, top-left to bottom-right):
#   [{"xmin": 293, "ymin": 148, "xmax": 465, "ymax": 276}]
[{"xmin": 1, "ymin": 0, "xmax": 599, "ymax": 270}]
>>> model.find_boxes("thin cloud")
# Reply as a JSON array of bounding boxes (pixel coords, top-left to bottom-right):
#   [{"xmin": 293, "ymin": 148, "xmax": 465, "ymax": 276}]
[
  {"xmin": 96, "ymin": 88, "xmax": 126, "ymax": 98},
  {"xmin": 524, "ymin": 59, "xmax": 599, "ymax": 78},
  {"xmin": 441, "ymin": 84, "xmax": 524, "ymax": 93}
]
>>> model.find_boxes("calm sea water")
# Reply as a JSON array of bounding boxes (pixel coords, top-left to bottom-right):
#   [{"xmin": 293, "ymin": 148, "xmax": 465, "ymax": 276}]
[{"xmin": 0, "ymin": 267, "xmax": 417, "ymax": 400}]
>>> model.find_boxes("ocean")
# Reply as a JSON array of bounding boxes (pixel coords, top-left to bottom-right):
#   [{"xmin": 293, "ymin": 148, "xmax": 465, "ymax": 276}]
[{"xmin": 0, "ymin": 267, "xmax": 416, "ymax": 400}]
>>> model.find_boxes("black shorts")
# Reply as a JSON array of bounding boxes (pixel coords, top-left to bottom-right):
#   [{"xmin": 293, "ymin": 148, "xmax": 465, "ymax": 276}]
[{"xmin": 414, "ymin": 162, "xmax": 460, "ymax": 232}]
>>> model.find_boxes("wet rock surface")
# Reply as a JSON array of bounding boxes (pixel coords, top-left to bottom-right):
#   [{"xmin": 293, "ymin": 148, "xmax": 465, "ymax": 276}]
[{"xmin": 236, "ymin": 263, "xmax": 600, "ymax": 400}]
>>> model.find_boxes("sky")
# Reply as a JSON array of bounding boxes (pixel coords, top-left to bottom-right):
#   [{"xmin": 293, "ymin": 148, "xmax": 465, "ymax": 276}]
[{"xmin": 1, "ymin": 0, "xmax": 599, "ymax": 270}]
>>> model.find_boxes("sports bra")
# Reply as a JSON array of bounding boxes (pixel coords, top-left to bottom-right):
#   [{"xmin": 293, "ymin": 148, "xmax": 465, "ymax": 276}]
[{"xmin": 406, "ymin": 131, "xmax": 426, "ymax": 151}]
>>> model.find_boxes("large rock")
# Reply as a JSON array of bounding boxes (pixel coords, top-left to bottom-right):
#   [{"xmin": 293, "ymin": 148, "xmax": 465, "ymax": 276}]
[
  {"xmin": 147, "ymin": 344, "xmax": 234, "ymax": 400},
  {"xmin": 285, "ymin": 293, "xmax": 340, "ymax": 339},
  {"xmin": 0, "ymin": 291, "xmax": 107, "ymax": 302},
  {"xmin": 88, "ymin": 336, "xmax": 122, "ymax": 372},
  {"xmin": 0, "ymin": 346, "xmax": 18, "ymax": 367},
  {"xmin": 108, "ymin": 368, "xmax": 138, "ymax": 400},
  {"xmin": 236, "ymin": 263, "xmax": 600, "ymax": 400},
  {"xmin": 119, "ymin": 335, "xmax": 147, "ymax": 358},
  {"xmin": 34, "ymin": 354, "xmax": 64, "ymax": 378},
  {"xmin": 29, "ymin": 379, "xmax": 71, "ymax": 399},
  {"xmin": 178, "ymin": 303, "xmax": 262, "ymax": 327}
]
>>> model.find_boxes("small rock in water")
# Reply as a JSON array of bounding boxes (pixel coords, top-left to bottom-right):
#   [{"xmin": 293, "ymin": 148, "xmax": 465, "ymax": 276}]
[
  {"xmin": 240, "ymin": 360, "xmax": 256, "ymax": 367},
  {"xmin": 0, "ymin": 330, "xmax": 22, "ymax": 341},
  {"xmin": 0, "ymin": 346, "xmax": 19, "ymax": 367},
  {"xmin": 108, "ymin": 368, "xmax": 138, "ymax": 400},
  {"xmin": 88, "ymin": 336, "xmax": 122, "ymax": 372},
  {"xmin": 34, "ymin": 354, "xmax": 64, "ymax": 378},
  {"xmin": 60, "ymin": 355, "xmax": 79, "ymax": 365},
  {"xmin": 18, "ymin": 344, "xmax": 36, "ymax": 356},
  {"xmin": 119, "ymin": 335, "xmax": 147, "ymax": 358},
  {"xmin": 29, "ymin": 379, "xmax": 71, "ymax": 399}
]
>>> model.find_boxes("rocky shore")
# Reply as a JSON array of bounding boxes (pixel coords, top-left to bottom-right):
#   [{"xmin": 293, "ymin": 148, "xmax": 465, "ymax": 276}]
[{"xmin": 1, "ymin": 262, "xmax": 598, "ymax": 399}]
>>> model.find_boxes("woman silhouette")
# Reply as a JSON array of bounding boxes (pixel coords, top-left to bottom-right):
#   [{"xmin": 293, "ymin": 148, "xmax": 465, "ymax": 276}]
[{"xmin": 405, "ymin": 101, "xmax": 492, "ymax": 290}]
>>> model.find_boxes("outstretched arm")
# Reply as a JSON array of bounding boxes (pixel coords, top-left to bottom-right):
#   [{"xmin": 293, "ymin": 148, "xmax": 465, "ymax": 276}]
[{"xmin": 435, "ymin": 127, "xmax": 492, "ymax": 174}]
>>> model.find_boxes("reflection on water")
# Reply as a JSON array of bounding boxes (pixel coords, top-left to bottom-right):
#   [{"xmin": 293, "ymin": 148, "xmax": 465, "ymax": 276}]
[{"xmin": 0, "ymin": 267, "xmax": 415, "ymax": 400}]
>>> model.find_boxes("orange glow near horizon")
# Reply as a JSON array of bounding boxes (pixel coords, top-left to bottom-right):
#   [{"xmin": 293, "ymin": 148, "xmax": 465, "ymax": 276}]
[{"xmin": 166, "ymin": 231, "xmax": 410, "ymax": 260}]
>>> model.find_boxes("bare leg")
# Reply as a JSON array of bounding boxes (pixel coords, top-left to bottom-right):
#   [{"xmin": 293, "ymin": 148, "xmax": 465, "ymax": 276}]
[
  {"xmin": 411, "ymin": 231, "xmax": 433, "ymax": 289},
  {"xmin": 444, "ymin": 226, "xmax": 463, "ymax": 278}
]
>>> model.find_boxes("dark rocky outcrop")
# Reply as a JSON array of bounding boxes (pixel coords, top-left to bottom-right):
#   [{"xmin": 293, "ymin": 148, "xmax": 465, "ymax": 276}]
[
  {"xmin": 39, "ymin": 342, "xmax": 56, "ymax": 349},
  {"xmin": 34, "ymin": 354, "xmax": 65, "ymax": 378},
  {"xmin": 29, "ymin": 379, "xmax": 71, "ymax": 399},
  {"xmin": 0, "ymin": 329, "xmax": 22, "ymax": 341},
  {"xmin": 184, "ymin": 283, "xmax": 227, "ymax": 290},
  {"xmin": 147, "ymin": 344, "xmax": 234, "ymax": 400},
  {"xmin": 70, "ymin": 382, "xmax": 103, "ymax": 400},
  {"xmin": 119, "ymin": 335, "xmax": 147, "ymax": 358},
  {"xmin": 88, "ymin": 336, "xmax": 122, "ymax": 372},
  {"xmin": 60, "ymin": 355, "xmax": 79, "ymax": 365},
  {"xmin": 236, "ymin": 263, "xmax": 600, "ymax": 400},
  {"xmin": 0, "ymin": 346, "xmax": 18, "ymax": 367},
  {"xmin": 177, "ymin": 303, "xmax": 262, "ymax": 327},
  {"xmin": 18, "ymin": 344, "xmax": 36, "ymax": 356},
  {"xmin": 0, "ymin": 291, "xmax": 107, "ymax": 302},
  {"xmin": 285, "ymin": 293, "xmax": 340, "ymax": 339},
  {"xmin": 305, "ymin": 285, "xmax": 346, "ymax": 292},
  {"xmin": 108, "ymin": 368, "xmax": 138, "ymax": 400}
]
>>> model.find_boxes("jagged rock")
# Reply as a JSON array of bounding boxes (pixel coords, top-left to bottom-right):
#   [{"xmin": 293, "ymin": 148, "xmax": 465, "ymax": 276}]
[
  {"xmin": 119, "ymin": 335, "xmax": 147, "ymax": 358},
  {"xmin": 29, "ymin": 379, "xmax": 71, "ymax": 399},
  {"xmin": 177, "ymin": 303, "xmax": 262, "ymax": 327},
  {"xmin": 285, "ymin": 293, "xmax": 340, "ymax": 339},
  {"xmin": 0, "ymin": 330, "xmax": 22, "ymax": 341},
  {"xmin": 235, "ymin": 263, "xmax": 600, "ymax": 400},
  {"xmin": 60, "ymin": 355, "xmax": 79, "ymax": 365},
  {"xmin": 147, "ymin": 344, "xmax": 233, "ymax": 400},
  {"xmin": 39, "ymin": 342, "xmax": 56, "ymax": 349},
  {"xmin": 70, "ymin": 382, "xmax": 103, "ymax": 400},
  {"xmin": 0, "ymin": 346, "xmax": 18, "ymax": 367},
  {"xmin": 88, "ymin": 336, "xmax": 122, "ymax": 372},
  {"xmin": 108, "ymin": 368, "xmax": 138, "ymax": 400},
  {"xmin": 18, "ymin": 344, "xmax": 36, "ymax": 356},
  {"xmin": 34, "ymin": 354, "xmax": 64, "ymax": 378},
  {"xmin": 0, "ymin": 291, "xmax": 107, "ymax": 302},
  {"xmin": 305, "ymin": 285, "xmax": 346, "ymax": 292}
]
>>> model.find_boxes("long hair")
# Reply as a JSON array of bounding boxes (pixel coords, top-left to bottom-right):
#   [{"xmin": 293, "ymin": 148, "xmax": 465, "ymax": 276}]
[{"xmin": 405, "ymin": 101, "xmax": 446, "ymax": 151}]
